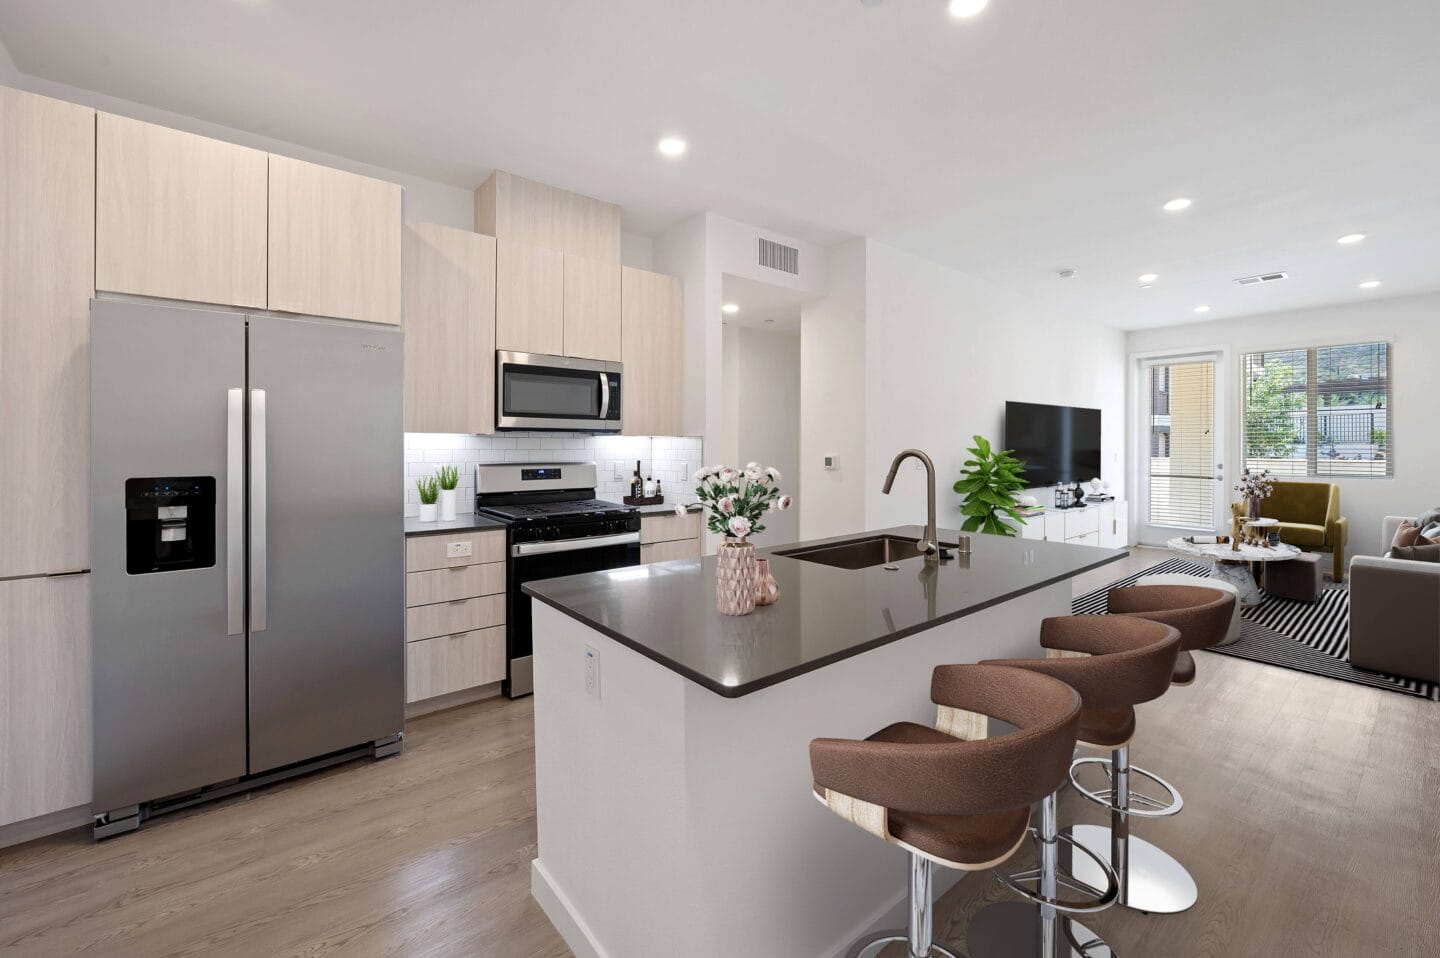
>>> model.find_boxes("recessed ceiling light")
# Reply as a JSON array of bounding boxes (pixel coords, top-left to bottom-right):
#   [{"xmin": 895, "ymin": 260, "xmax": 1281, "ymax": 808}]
[
  {"xmin": 721, "ymin": 303, "xmax": 740, "ymax": 314},
  {"xmin": 1337, "ymin": 232, "xmax": 1367, "ymax": 245},
  {"xmin": 764, "ymin": 319, "xmax": 776, "ymax": 324},
  {"xmin": 1358, "ymin": 280, "xmax": 1382, "ymax": 289},
  {"xmin": 1138, "ymin": 273, "xmax": 1159, "ymax": 284},
  {"xmin": 1139, "ymin": 285, "xmax": 1154, "ymax": 290},
  {"xmin": 1194, "ymin": 305, "xmax": 1211, "ymax": 313},
  {"xmin": 1162, "ymin": 197, "xmax": 1193, "ymax": 212},
  {"xmin": 657, "ymin": 136, "xmax": 687, "ymax": 158},
  {"xmin": 948, "ymin": 0, "xmax": 989, "ymax": 18}
]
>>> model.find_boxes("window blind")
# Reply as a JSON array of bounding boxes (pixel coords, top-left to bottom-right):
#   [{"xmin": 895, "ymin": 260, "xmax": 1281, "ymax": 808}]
[
  {"xmin": 1242, "ymin": 342, "xmax": 1390, "ymax": 478},
  {"xmin": 1147, "ymin": 360, "xmax": 1215, "ymax": 528}
]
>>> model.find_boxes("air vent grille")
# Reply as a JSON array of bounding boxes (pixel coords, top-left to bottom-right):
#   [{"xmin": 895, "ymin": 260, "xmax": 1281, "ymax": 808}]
[
  {"xmin": 758, "ymin": 238, "xmax": 800, "ymax": 275},
  {"xmin": 1234, "ymin": 271, "xmax": 1289, "ymax": 286}
]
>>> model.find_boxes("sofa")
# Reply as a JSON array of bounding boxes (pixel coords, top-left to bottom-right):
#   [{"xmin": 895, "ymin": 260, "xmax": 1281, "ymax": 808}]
[
  {"xmin": 1231, "ymin": 480, "xmax": 1348, "ymax": 581},
  {"xmin": 1348, "ymin": 516, "xmax": 1440, "ymax": 684}
]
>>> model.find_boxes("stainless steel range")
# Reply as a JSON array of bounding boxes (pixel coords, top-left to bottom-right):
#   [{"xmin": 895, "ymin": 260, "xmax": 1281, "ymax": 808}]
[{"xmin": 475, "ymin": 462, "xmax": 640, "ymax": 697}]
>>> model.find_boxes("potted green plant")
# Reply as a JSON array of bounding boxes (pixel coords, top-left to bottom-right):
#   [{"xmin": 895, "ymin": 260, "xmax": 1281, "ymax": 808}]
[
  {"xmin": 436, "ymin": 465, "xmax": 460, "ymax": 521},
  {"xmin": 952, "ymin": 435, "xmax": 1027, "ymax": 537},
  {"xmin": 416, "ymin": 476, "xmax": 440, "ymax": 523}
]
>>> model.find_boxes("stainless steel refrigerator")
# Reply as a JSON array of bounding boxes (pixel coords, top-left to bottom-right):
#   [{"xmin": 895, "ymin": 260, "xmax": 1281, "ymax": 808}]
[{"xmin": 90, "ymin": 299, "xmax": 404, "ymax": 838}]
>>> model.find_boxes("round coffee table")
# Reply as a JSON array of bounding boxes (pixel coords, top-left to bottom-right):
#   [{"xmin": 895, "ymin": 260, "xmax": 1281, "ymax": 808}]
[{"xmin": 1165, "ymin": 537, "xmax": 1301, "ymax": 607}]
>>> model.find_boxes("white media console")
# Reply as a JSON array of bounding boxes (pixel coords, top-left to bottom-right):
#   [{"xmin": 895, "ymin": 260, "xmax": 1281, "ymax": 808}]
[{"xmin": 1013, "ymin": 498, "xmax": 1130, "ymax": 549}]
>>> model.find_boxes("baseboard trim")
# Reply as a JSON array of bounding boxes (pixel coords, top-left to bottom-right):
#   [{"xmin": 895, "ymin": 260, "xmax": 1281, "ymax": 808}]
[
  {"xmin": 0, "ymin": 803, "xmax": 91, "ymax": 850},
  {"xmin": 531, "ymin": 858, "xmax": 610, "ymax": 958},
  {"xmin": 404, "ymin": 682, "xmax": 502, "ymax": 720}
]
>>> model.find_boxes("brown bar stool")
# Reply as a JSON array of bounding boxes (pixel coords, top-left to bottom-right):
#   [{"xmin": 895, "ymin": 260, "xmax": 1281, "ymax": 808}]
[
  {"xmin": 1064, "ymin": 584, "xmax": 1236, "ymax": 916},
  {"xmin": 969, "ymin": 614, "xmax": 1181, "ymax": 958},
  {"xmin": 810, "ymin": 664, "xmax": 1087, "ymax": 958}
]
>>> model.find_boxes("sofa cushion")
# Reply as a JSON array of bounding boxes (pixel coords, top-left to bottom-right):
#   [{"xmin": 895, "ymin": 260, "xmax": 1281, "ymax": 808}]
[
  {"xmin": 1391, "ymin": 521, "xmax": 1437, "ymax": 550},
  {"xmin": 1277, "ymin": 521, "xmax": 1328, "ymax": 548},
  {"xmin": 1391, "ymin": 544, "xmax": 1440, "ymax": 563}
]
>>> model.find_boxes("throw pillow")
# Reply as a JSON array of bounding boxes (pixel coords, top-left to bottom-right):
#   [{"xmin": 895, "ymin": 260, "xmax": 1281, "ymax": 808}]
[
  {"xmin": 1415, "ymin": 507, "xmax": 1440, "ymax": 539},
  {"xmin": 1391, "ymin": 543, "xmax": 1440, "ymax": 563},
  {"xmin": 1391, "ymin": 520, "xmax": 1436, "ymax": 550}
]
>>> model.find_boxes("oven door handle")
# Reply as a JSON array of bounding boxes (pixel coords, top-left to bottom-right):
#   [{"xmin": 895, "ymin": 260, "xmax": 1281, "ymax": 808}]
[{"xmin": 512, "ymin": 531, "xmax": 640, "ymax": 557}]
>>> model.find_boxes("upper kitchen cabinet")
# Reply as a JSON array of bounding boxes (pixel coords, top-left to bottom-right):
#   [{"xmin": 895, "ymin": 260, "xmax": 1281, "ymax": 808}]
[
  {"xmin": 268, "ymin": 155, "xmax": 402, "ymax": 325},
  {"xmin": 96, "ymin": 113, "xmax": 268, "ymax": 308},
  {"xmin": 562, "ymin": 254, "xmax": 622, "ymax": 362},
  {"xmin": 404, "ymin": 223, "xmax": 497, "ymax": 434},
  {"xmin": 621, "ymin": 267, "xmax": 684, "ymax": 437},
  {"xmin": 0, "ymin": 88, "xmax": 94, "ymax": 578},
  {"xmin": 495, "ymin": 238, "xmax": 564, "ymax": 355},
  {"xmin": 475, "ymin": 170, "xmax": 621, "ymax": 264}
]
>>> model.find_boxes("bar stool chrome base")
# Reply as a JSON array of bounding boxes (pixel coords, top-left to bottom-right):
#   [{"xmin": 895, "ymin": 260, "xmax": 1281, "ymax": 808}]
[
  {"xmin": 967, "ymin": 902, "xmax": 1114, "ymax": 958},
  {"xmin": 1067, "ymin": 824, "xmax": 1198, "ymax": 915},
  {"xmin": 845, "ymin": 932, "xmax": 961, "ymax": 958}
]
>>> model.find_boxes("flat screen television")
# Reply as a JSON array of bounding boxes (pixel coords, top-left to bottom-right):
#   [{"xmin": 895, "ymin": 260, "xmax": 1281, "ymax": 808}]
[{"xmin": 1003, "ymin": 401, "xmax": 1102, "ymax": 487}]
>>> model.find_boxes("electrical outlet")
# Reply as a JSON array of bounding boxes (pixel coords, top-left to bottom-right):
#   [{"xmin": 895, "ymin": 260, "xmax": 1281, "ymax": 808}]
[
  {"xmin": 679, "ymin": 461, "xmax": 688, "ymax": 480},
  {"xmin": 584, "ymin": 645, "xmax": 600, "ymax": 699},
  {"xmin": 613, "ymin": 461, "xmax": 628, "ymax": 481},
  {"xmin": 445, "ymin": 541, "xmax": 472, "ymax": 559}
]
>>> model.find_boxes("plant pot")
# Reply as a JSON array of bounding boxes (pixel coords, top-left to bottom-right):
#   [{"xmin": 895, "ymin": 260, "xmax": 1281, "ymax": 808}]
[
  {"xmin": 716, "ymin": 537, "xmax": 757, "ymax": 616},
  {"xmin": 418, "ymin": 502, "xmax": 438, "ymax": 522},
  {"xmin": 753, "ymin": 557, "xmax": 780, "ymax": 607},
  {"xmin": 439, "ymin": 488, "xmax": 457, "ymax": 522}
]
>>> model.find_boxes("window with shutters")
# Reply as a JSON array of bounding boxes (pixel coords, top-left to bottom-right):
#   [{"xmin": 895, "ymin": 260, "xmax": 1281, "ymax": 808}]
[{"xmin": 1241, "ymin": 342, "xmax": 1390, "ymax": 478}]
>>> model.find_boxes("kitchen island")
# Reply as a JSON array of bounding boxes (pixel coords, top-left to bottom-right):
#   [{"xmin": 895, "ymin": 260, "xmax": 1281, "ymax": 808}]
[{"xmin": 523, "ymin": 526, "xmax": 1125, "ymax": 958}]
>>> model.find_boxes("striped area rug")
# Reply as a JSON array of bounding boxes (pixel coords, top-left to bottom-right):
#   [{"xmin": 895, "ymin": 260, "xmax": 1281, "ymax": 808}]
[{"xmin": 1072, "ymin": 557, "xmax": 1438, "ymax": 702}]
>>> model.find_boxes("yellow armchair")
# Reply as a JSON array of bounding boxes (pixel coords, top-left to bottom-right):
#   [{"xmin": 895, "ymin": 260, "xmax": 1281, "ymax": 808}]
[{"xmin": 1231, "ymin": 481, "xmax": 1348, "ymax": 581}]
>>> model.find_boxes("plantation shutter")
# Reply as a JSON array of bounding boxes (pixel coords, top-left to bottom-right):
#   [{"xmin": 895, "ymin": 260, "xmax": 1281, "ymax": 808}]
[
  {"xmin": 1146, "ymin": 360, "xmax": 1215, "ymax": 528},
  {"xmin": 1242, "ymin": 342, "xmax": 1390, "ymax": 478}
]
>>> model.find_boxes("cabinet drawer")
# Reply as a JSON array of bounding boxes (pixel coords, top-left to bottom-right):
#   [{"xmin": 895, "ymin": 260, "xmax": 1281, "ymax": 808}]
[
  {"xmin": 1064, "ymin": 510, "xmax": 1100, "ymax": 538},
  {"xmin": 641, "ymin": 538, "xmax": 702, "ymax": 565},
  {"xmin": 641, "ymin": 512, "xmax": 701, "ymax": 544},
  {"xmin": 405, "ymin": 530, "xmax": 506, "ymax": 572},
  {"xmin": 405, "ymin": 593, "xmax": 505, "ymax": 642},
  {"xmin": 406, "ymin": 626, "xmax": 505, "ymax": 702},
  {"xmin": 1069, "ymin": 530, "xmax": 1098, "ymax": 547},
  {"xmin": 406, "ymin": 561, "xmax": 505, "ymax": 607}
]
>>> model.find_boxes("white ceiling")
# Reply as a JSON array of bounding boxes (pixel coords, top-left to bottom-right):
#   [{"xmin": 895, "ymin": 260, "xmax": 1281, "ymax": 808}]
[
  {"xmin": 2, "ymin": 0, "xmax": 1437, "ymax": 329},
  {"xmin": 720, "ymin": 275, "xmax": 809, "ymax": 333}
]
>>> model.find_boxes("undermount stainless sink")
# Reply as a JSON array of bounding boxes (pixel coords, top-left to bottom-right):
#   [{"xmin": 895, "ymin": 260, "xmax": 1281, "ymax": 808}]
[{"xmin": 775, "ymin": 535, "xmax": 928, "ymax": 570}]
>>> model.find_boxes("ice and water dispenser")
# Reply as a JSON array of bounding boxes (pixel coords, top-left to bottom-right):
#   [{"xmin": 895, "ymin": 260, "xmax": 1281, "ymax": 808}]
[{"xmin": 124, "ymin": 477, "xmax": 216, "ymax": 574}]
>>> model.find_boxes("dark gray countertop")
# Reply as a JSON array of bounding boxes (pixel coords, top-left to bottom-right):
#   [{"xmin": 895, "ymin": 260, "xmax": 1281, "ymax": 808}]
[
  {"xmin": 523, "ymin": 526, "xmax": 1126, "ymax": 698},
  {"xmin": 404, "ymin": 514, "xmax": 507, "ymax": 536}
]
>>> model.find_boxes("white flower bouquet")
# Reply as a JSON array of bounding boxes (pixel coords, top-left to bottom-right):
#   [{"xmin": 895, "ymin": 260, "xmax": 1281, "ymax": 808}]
[{"xmin": 690, "ymin": 462, "xmax": 791, "ymax": 541}]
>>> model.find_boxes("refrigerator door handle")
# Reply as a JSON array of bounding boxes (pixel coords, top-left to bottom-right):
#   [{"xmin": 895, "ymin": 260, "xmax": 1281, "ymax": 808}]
[
  {"xmin": 227, "ymin": 388, "xmax": 244, "ymax": 635},
  {"xmin": 250, "ymin": 388, "xmax": 268, "ymax": 632}
]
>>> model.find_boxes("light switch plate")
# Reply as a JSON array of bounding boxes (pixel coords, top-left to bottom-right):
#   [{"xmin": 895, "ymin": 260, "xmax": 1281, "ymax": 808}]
[
  {"xmin": 446, "ymin": 541, "xmax": 473, "ymax": 559},
  {"xmin": 584, "ymin": 644, "xmax": 601, "ymax": 699}
]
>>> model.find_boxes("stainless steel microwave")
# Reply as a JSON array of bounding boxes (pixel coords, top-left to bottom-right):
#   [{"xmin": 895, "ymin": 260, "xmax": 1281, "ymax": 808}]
[{"xmin": 496, "ymin": 351, "xmax": 623, "ymax": 432}]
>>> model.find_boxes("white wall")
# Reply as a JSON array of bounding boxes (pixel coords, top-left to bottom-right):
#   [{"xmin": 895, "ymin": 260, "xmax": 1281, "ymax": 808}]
[
  {"xmin": 1126, "ymin": 292, "xmax": 1440, "ymax": 556},
  {"xmin": 862, "ymin": 241, "xmax": 1128, "ymax": 532},
  {"xmin": 799, "ymin": 238, "xmax": 867, "ymax": 540},
  {"xmin": 718, "ymin": 326, "xmax": 801, "ymax": 545}
]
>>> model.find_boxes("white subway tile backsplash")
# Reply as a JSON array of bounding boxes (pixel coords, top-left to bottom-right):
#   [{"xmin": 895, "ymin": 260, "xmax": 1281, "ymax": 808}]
[{"xmin": 401, "ymin": 432, "xmax": 704, "ymax": 516}]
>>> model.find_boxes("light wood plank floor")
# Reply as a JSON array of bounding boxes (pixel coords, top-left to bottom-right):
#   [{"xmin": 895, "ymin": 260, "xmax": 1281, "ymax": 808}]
[{"xmin": 1, "ymin": 548, "xmax": 1435, "ymax": 957}]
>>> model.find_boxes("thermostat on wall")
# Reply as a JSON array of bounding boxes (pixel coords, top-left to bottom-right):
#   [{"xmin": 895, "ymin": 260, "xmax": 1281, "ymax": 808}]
[{"xmin": 823, "ymin": 454, "xmax": 839, "ymax": 471}]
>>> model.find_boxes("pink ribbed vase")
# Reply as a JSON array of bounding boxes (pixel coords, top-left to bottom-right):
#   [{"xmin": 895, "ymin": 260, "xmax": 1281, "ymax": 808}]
[{"xmin": 716, "ymin": 537, "xmax": 757, "ymax": 616}]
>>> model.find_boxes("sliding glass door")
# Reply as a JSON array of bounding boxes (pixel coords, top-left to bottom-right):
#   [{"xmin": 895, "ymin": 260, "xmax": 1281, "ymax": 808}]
[{"xmin": 1137, "ymin": 354, "xmax": 1227, "ymax": 544}]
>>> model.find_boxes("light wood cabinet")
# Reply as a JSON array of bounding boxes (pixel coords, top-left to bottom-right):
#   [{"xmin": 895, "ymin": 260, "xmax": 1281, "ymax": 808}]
[
  {"xmin": 268, "ymin": 154, "xmax": 402, "ymax": 325},
  {"xmin": 621, "ymin": 266, "xmax": 684, "ymax": 436},
  {"xmin": 0, "ymin": 88, "xmax": 94, "ymax": 579},
  {"xmin": 0, "ymin": 574, "xmax": 91, "ymax": 828},
  {"xmin": 475, "ymin": 170, "xmax": 621, "ymax": 264},
  {"xmin": 640, "ymin": 511, "xmax": 702, "ymax": 565},
  {"xmin": 405, "ymin": 529, "xmax": 506, "ymax": 572},
  {"xmin": 641, "ymin": 539, "xmax": 702, "ymax": 565},
  {"xmin": 495, "ymin": 238, "xmax": 564, "ymax": 355},
  {"xmin": 95, "ymin": 113, "xmax": 267, "ymax": 308},
  {"xmin": 403, "ymin": 224, "xmax": 497, "ymax": 433},
  {"xmin": 406, "ymin": 627, "xmax": 506, "ymax": 702},
  {"xmin": 562, "ymin": 254, "xmax": 622, "ymax": 361},
  {"xmin": 404, "ymin": 529, "xmax": 508, "ymax": 704}
]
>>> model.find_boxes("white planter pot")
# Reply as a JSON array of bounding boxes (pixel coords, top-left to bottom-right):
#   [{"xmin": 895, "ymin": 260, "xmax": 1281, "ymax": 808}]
[
  {"xmin": 439, "ymin": 488, "xmax": 457, "ymax": 521},
  {"xmin": 418, "ymin": 502, "xmax": 439, "ymax": 522}
]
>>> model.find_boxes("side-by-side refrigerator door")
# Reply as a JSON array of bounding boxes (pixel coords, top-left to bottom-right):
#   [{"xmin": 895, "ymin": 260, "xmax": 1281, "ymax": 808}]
[
  {"xmin": 91, "ymin": 300, "xmax": 249, "ymax": 813},
  {"xmin": 245, "ymin": 315, "xmax": 404, "ymax": 774}
]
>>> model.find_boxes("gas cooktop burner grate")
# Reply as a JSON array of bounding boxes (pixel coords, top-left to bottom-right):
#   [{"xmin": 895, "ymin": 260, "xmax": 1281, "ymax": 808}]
[{"xmin": 477, "ymin": 498, "xmax": 635, "ymax": 522}]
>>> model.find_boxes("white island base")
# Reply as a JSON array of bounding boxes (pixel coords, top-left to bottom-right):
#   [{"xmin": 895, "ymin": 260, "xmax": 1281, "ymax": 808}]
[{"xmin": 529, "ymin": 582, "xmax": 1070, "ymax": 958}]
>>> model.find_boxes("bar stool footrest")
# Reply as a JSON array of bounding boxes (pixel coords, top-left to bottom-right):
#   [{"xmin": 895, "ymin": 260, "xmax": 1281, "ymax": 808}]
[
  {"xmin": 1069, "ymin": 757, "xmax": 1183, "ymax": 818},
  {"xmin": 844, "ymin": 931, "xmax": 961, "ymax": 958},
  {"xmin": 993, "ymin": 827, "xmax": 1119, "ymax": 915}
]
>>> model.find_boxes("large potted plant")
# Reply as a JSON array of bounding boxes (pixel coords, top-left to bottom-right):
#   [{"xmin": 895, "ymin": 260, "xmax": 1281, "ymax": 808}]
[
  {"xmin": 692, "ymin": 463, "xmax": 792, "ymax": 616},
  {"xmin": 952, "ymin": 435, "xmax": 1027, "ymax": 537}
]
